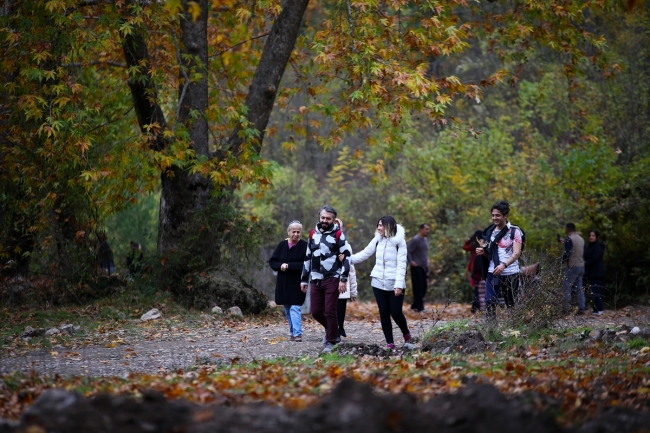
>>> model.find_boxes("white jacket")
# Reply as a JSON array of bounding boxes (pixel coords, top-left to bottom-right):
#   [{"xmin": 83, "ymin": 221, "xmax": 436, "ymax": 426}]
[
  {"xmin": 339, "ymin": 264, "xmax": 358, "ymax": 299},
  {"xmin": 350, "ymin": 224, "xmax": 407, "ymax": 290}
]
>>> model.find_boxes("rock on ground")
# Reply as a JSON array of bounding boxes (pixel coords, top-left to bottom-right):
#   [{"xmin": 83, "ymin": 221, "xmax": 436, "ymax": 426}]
[
  {"xmin": 178, "ymin": 267, "xmax": 268, "ymax": 313},
  {"xmin": 140, "ymin": 308, "xmax": 162, "ymax": 321},
  {"xmin": 4, "ymin": 378, "xmax": 650, "ymax": 433},
  {"xmin": 227, "ymin": 306, "xmax": 243, "ymax": 318}
]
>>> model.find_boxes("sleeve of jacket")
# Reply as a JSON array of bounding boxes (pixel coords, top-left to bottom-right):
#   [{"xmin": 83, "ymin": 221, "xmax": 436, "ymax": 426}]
[
  {"xmin": 350, "ymin": 234, "xmax": 380, "ymax": 265},
  {"xmin": 301, "ymin": 240, "xmax": 312, "ymax": 283},
  {"xmin": 337, "ymin": 232, "xmax": 351, "ymax": 282},
  {"xmin": 562, "ymin": 237, "xmax": 573, "ymax": 263},
  {"xmin": 395, "ymin": 238, "xmax": 408, "ymax": 289},
  {"xmin": 349, "ymin": 264, "xmax": 358, "ymax": 298},
  {"xmin": 268, "ymin": 241, "xmax": 284, "ymax": 272}
]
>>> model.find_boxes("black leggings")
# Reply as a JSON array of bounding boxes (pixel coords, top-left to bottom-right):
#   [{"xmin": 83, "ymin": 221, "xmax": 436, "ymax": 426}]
[
  {"xmin": 337, "ymin": 299, "xmax": 348, "ymax": 337},
  {"xmin": 373, "ymin": 287, "xmax": 410, "ymax": 344}
]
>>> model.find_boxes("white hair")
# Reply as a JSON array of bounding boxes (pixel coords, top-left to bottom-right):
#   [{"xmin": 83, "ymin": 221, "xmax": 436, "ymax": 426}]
[{"xmin": 287, "ymin": 220, "xmax": 302, "ymax": 232}]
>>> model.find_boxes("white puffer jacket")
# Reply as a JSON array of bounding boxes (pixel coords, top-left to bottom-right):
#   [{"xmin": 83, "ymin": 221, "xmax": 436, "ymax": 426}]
[{"xmin": 349, "ymin": 224, "xmax": 407, "ymax": 290}]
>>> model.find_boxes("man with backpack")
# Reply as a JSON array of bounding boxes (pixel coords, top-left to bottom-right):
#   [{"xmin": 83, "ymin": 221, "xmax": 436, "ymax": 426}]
[
  {"xmin": 301, "ymin": 205, "xmax": 352, "ymax": 352},
  {"xmin": 475, "ymin": 201, "xmax": 524, "ymax": 317}
]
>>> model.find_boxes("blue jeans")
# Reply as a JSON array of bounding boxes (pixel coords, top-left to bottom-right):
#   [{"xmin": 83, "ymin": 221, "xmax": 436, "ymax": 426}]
[
  {"xmin": 283, "ymin": 305, "xmax": 302, "ymax": 337},
  {"xmin": 563, "ymin": 267, "xmax": 585, "ymax": 311},
  {"xmin": 485, "ymin": 273, "xmax": 520, "ymax": 316}
]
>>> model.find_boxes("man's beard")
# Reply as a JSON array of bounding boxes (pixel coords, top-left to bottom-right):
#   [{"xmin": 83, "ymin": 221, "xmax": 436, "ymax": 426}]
[{"xmin": 318, "ymin": 221, "xmax": 333, "ymax": 231}]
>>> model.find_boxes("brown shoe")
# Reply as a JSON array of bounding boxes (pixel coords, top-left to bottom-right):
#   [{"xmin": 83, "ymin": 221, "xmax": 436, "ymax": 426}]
[{"xmin": 292, "ymin": 335, "xmax": 302, "ymax": 342}]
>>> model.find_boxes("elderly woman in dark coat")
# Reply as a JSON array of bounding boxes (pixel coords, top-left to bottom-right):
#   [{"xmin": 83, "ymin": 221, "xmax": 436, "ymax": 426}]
[
  {"xmin": 584, "ymin": 229, "xmax": 605, "ymax": 315},
  {"xmin": 269, "ymin": 221, "xmax": 308, "ymax": 341}
]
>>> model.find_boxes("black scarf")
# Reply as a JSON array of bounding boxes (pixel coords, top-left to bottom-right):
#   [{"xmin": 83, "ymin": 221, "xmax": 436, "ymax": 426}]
[{"xmin": 483, "ymin": 224, "xmax": 510, "ymax": 270}]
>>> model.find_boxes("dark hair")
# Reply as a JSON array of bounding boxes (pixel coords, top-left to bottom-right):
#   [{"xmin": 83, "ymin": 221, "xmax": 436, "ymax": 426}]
[
  {"xmin": 590, "ymin": 229, "xmax": 600, "ymax": 240},
  {"xmin": 566, "ymin": 222, "xmax": 576, "ymax": 232},
  {"xmin": 490, "ymin": 201, "xmax": 510, "ymax": 216},
  {"xmin": 419, "ymin": 223, "xmax": 430, "ymax": 230},
  {"xmin": 470, "ymin": 230, "xmax": 484, "ymax": 249},
  {"xmin": 319, "ymin": 205, "xmax": 337, "ymax": 218},
  {"xmin": 378, "ymin": 215, "xmax": 398, "ymax": 238}
]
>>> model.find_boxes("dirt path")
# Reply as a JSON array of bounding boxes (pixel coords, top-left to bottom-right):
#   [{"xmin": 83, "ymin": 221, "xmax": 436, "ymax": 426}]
[
  {"xmin": 1, "ymin": 303, "xmax": 647, "ymax": 377},
  {"xmin": 0, "ymin": 314, "xmax": 442, "ymax": 377}
]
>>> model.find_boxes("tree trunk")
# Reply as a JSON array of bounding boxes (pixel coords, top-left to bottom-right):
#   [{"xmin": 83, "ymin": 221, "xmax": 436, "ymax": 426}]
[
  {"xmin": 123, "ymin": 0, "xmax": 310, "ymax": 265},
  {"xmin": 224, "ymin": 0, "xmax": 311, "ymax": 157},
  {"xmin": 158, "ymin": 0, "xmax": 213, "ymax": 258}
]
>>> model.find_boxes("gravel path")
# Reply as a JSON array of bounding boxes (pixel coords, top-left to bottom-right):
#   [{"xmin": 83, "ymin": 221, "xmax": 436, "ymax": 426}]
[
  {"xmin": 0, "ymin": 315, "xmax": 441, "ymax": 377},
  {"xmin": 2, "ymin": 302, "xmax": 647, "ymax": 377}
]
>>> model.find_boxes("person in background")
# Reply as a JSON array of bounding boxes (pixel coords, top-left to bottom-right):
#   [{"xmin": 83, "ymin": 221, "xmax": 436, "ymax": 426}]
[
  {"xmin": 349, "ymin": 215, "xmax": 413, "ymax": 350},
  {"xmin": 562, "ymin": 222, "xmax": 586, "ymax": 315},
  {"xmin": 269, "ymin": 221, "xmax": 308, "ymax": 342},
  {"xmin": 301, "ymin": 206, "xmax": 352, "ymax": 353},
  {"xmin": 126, "ymin": 241, "xmax": 144, "ymax": 276},
  {"xmin": 335, "ymin": 218, "xmax": 357, "ymax": 341},
  {"xmin": 475, "ymin": 201, "xmax": 523, "ymax": 318},
  {"xmin": 97, "ymin": 231, "xmax": 115, "ymax": 276},
  {"xmin": 584, "ymin": 229, "xmax": 605, "ymax": 315},
  {"xmin": 464, "ymin": 230, "xmax": 488, "ymax": 313},
  {"xmin": 407, "ymin": 223, "xmax": 430, "ymax": 312}
]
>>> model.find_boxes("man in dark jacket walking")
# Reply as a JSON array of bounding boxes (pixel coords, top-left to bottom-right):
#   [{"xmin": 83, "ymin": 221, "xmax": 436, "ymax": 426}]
[
  {"xmin": 407, "ymin": 223, "xmax": 430, "ymax": 312},
  {"xmin": 301, "ymin": 206, "xmax": 352, "ymax": 353}
]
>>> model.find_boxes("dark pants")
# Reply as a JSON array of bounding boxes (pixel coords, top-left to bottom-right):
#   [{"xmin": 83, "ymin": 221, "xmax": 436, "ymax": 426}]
[
  {"xmin": 485, "ymin": 273, "xmax": 520, "ymax": 316},
  {"xmin": 586, "ymin": 277, "xmax": 604, "ymax": 312},
  {"xmin": 373, "ymin": 287, "xmax": 410, "ymax": 344},
  {"xmin": 337, "ymin": 299, "xmax": 348, "ymax": 337},
  {"xmin": 310, "ymin": 278, "xmax": 340, "ymax": 344},
  {"xmin": 410, "ymin": 266, "xmax": 427, "ymax": 310}
]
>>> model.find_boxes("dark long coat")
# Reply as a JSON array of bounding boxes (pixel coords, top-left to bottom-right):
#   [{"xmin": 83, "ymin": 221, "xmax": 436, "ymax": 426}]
[
  {"xmin": 269, "ymin": 239, "xmax": 308, "ymax": 306},
  {"xmin": 584, "ymin": 241, "xmax": 605, "ymax": 279}
]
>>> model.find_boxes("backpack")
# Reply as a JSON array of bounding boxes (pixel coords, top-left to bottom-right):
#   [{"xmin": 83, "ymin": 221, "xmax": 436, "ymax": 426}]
[{"xmin": 510, "ymin": 225, "xmax": 526, "ymax": 252}]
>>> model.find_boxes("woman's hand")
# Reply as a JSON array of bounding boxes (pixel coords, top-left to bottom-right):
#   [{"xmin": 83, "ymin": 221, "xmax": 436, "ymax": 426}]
[
  {"xmin": 351, "ymin": 297, "xmax": 357, "ymax": 302},
  {"xmin": 280, "ymin": 263, "xmax": 288, "ymax": 272},
  {"xmin": 394, "ymin": 288, "xmax": 403, "ymax": 296},
  {"xmin": 338, "ymin": 254, "xmax": 345, "ymax": 262},
  {"xmin": 475, "ymin": 247, "xmax": 484, "ymax": 256}
]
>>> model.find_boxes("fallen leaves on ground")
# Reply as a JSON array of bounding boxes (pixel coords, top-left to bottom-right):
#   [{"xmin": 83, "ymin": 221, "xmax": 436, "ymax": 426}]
[{"xmin": 1, "ymin": 342, "xmax": 649, "ymax": 427}]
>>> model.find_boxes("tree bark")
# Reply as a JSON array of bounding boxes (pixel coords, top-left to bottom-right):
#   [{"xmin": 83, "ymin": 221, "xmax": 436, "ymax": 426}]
[
  {"xmin": 224, "ymin": 0, "xmax": 311, "ymax": 157},
  {"xmin": 158, "ymin": 0, "xmax": 213, "ymax": 257},
  {"xmin": 122, "ymin": 29, "xmax": 170, "ymax": 152},
  {"xmin": 122, "ymin": 0, "xmax": 310, "ymax": 264}
]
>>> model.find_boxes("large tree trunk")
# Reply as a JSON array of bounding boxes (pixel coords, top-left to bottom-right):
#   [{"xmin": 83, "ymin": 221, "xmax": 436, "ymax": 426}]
[
  {"xmin": 158, "ymin": 0, "xmax": 213, "ymax": 257},
  {"xmin": 123, "ymin": 0, "xmax": 310, "ymax": 265}
]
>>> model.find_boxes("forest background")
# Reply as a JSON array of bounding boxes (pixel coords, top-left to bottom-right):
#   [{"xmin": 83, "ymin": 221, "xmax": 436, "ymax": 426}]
[{"xmin": 1, "ymin": 0, "xmax": 649, "ymax": 308}]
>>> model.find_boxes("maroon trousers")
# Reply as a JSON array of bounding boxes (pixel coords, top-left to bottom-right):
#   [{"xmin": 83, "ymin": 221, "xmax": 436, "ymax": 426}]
[{"xmin": 310, "ymin": 277, "xmax": 340, "ymax": 344}]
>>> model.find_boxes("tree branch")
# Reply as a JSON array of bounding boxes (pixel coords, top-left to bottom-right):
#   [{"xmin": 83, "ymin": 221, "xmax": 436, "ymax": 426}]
[{"xmin": 223, "ymin": 0, "xmax": 311, "ymax": 159}]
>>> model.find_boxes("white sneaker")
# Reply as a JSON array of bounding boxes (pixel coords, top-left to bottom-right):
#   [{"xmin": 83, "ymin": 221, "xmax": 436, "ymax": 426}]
[
  {"xmin": 591, "ymin": 311, "xmax": 604, "ymax": 315},
  {"xmin": 403, "ymin": 343, "xmax": 416, "ymax": 350},
  {"xmin": 322, "ymin": 342, "xmax": 335, "ymax": 353}
]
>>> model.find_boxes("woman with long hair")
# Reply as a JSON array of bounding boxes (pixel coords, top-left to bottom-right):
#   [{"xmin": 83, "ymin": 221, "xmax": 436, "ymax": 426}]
[
  {"xmin": 584, "ymin": 229, "xmax": 605, "ymax": 315},
  {"xmin": 348, "ymin": 216, "xmax": 413, "ymax": 350}
]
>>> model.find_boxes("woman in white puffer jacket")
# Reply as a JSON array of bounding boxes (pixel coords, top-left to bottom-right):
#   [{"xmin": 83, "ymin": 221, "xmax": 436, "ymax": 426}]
[{"xmin": 348, "ymin": 215, "xmax": 413, "ymax": 350}]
